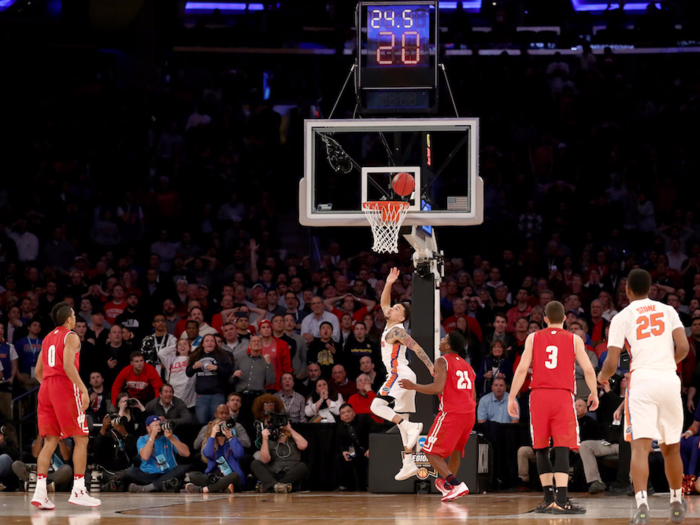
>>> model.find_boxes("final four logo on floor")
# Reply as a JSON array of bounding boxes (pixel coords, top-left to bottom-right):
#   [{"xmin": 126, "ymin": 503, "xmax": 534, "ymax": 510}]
[{"xmin": 401, "ymin": 437, "xmax": 437, "ymax": 480}]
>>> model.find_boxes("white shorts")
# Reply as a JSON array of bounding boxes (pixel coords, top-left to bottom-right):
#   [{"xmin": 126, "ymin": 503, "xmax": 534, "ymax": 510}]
[
  {"xmin": 378, "ymin": 367, "xmax": 416, "ymax": 413},
  {"xmin": 625, "ymin": 369, "xmax": 683, "ymax": 445}
]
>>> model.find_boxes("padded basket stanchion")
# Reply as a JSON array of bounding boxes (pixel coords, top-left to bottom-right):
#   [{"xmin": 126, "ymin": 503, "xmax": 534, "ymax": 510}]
[{"xmin": 362, "ymin": 201, "xmax": 410, "ymax": 254}]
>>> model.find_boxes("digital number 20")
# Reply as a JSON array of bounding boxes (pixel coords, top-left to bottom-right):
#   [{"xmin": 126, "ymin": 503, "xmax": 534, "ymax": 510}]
[
  {"xmin": 377, "ymin": 32, "xmax": 421, "ymax": 65},
  {"xmin": 456, "ymin": 370, "xmax": 472, "ymax": 390},
  {"xmin": 636, "ymin": 313, "xmax": 665, "ymax": 339}
]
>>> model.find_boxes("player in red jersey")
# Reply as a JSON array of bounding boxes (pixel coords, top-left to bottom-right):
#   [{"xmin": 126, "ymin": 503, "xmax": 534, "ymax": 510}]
[
  {"xmin": 32, "ymin": 302, "xmax": 100, "ymax": 509},
  {"xmin": 400, "ymin": 331, "xmax": 475, "ymax": 502},
  {"xmin": 509, "ymin": 301, "xmax": 598, "ymax": 514}
]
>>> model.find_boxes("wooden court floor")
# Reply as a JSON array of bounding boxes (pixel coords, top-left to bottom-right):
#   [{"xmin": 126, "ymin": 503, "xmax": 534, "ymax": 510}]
[{"xmin": 0, "ymin": 492, "xmax": 697, "ymax": 524}]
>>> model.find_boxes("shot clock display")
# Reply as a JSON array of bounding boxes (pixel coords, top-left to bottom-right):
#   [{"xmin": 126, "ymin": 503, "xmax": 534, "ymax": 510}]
[{"xmin": 357, "ymin": 1, "xmax": 438, "ymax": 114}]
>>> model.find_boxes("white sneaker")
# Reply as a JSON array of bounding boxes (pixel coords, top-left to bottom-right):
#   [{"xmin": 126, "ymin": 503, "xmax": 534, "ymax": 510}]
[
  {"xmin": 404, "ymin": 421, "xmax": 423, "ymax": 450},
  {"xmin": 442, "ymin": 482, "xmax": 469, "ymax": 502},
  {"xmin": 69, "ymin": 488, "xmax": 101, "ymax": 507},
  {"xmin": 395, "ymin": 457, "xmax": 420, "ymax": 481},
  {"xmin": 31, "ymin": 492, "xmax": 55, "ymax": 510}
]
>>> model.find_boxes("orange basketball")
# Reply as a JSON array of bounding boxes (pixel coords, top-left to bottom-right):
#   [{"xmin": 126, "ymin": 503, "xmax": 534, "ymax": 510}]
[{"xmin": 392, "ymin": 172, "xmax": 415, "ymax": 197}]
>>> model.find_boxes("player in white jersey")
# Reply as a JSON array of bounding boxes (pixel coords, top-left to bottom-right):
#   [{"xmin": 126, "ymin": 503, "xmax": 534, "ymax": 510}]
[
  {"xmin": 370, "ymin": 268, "xmax": 435, "ymax": 481},
  {"xmin": 598, "ymin": 269, "xmax": 689, "ymax": 525}
]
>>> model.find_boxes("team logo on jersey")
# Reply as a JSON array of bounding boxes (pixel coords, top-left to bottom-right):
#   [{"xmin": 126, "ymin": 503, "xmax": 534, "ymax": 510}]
[
  {"xmin": 382, "ymin": 387, "xmax": 391, "ymax": 394},
  {"xmin": 625, "ymin": 426, "xmax": 632, "ymax": 435},
  {"xmin": 402, "ymin": 437, "xmax": 437, "ymax": 480}
]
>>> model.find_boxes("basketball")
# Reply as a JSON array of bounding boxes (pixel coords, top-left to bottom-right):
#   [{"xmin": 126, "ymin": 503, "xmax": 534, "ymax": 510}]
[{"xmin": 392, "ymin": 172, "xmax": 415, "ymax": 197}]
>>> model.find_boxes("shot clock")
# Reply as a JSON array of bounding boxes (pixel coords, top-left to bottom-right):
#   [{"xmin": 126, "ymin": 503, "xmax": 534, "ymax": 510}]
[{"xmin": 356, "ymin": 1, "xmax": 438, "ymax": 114}]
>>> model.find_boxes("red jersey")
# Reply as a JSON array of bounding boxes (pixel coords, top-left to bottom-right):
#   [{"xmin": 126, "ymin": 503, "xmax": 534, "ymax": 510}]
[
  {"xmin": 439, "ymin": 353, "xmax": 476, "ymax": 414},
  {"xmin": 530, "ymin": 327, "xmax": 576, "ymax": 392},
  {"xmin": 41, "ymin": 326, "xmax": 80, "ymax": 381}
]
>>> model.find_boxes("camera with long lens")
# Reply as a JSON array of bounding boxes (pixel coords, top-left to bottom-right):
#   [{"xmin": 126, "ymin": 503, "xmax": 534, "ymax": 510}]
[
  {"xmin": 109, "ymin": 413, "xmax": 128, "ymax": 426},
  {"xmin": 264, "ymin": 412, "xmax": 289, "ymax": 441},
  {"xmin": 161, "ymin": 421, "xmax": 175, "ymax": 431},
  {"xmin": 127, "ymin": 399, "xmax": 140, "ymax": 408}
]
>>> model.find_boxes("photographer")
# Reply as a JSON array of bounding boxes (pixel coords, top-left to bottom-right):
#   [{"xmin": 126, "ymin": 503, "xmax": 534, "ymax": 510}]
[
  {"xmin": 0, "ymin": 424, "xmax": 19, "ymax": 491},
  {"xmin": 337, "ymin": 403, "xmax": 371, "ymax": 491},
  {"xmin": 250, "ymin": 419, "xmax": 308, "ymax": 493},
  {"xmin": 112, "ymin": 392, "xmax": 147, "ymax": 435},
  {"xmin": 95, "ymin": 412, "xmax": 138, "ymax": 485},
  {"xmin": 194, "ymin": 404, "xmax": 251, "ymax": 451},
  {"xmin": 121, "ymin": 415, "xmax": 190, "ymax": 493},
  {"xmin": 251, "ymin": 394, "xmax": 286, "ymax": 447},
  {"xmin": 185, "ymin": 417, "xmax": 244, "ymax": 493}
]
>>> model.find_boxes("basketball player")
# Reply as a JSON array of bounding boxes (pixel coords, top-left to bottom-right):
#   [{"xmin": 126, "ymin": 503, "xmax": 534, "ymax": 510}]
[
  {"xmin": 598, "ymin": 269, "xmax": 688, "ymax": 525},
  {"xmin": 32, "ymin": 302, "xmax": 100, "ymax": 509},
  {"xmin": 370, "ymin": 267, "xmax": 434, "ymax": 481},
  {"xmin": 399, "ymin": 331, "xmax": 474, "ymax": 502},
  {"xmin": 508, "ymin": 300, "xmax": 598, "ymax": 514}
]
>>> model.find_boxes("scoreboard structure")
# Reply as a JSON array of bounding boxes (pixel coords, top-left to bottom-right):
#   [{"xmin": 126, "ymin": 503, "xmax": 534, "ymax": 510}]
[{"xmin": 356, "ymin": 1, "xmax": 439, "ymax": 115}]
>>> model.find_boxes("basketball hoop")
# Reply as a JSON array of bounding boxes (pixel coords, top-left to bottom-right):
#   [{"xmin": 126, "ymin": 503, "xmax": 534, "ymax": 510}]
[{"xmin": 362, "ymin": 201, "xmax": 410, "ymax": 254}]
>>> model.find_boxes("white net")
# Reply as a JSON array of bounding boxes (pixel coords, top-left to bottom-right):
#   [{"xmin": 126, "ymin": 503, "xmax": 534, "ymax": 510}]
[{"xmin": 362, "ymin": 201, "xmax": 410, "ymax": 254}]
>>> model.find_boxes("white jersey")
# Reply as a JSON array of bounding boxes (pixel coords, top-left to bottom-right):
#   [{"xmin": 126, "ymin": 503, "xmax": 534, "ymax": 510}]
[
  {"xmin": 380, "ymin": 324, "xmax": 410, "ymax": 375},
  {"xmin": 607, "ymin": 298, "xmax": 683, "ymax": 374}
]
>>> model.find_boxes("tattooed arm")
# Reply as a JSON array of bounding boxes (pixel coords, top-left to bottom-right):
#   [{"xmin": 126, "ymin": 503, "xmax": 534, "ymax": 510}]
[{"xmin": 386, "ymin": 326, "xmax": 435, "ymax": 376}]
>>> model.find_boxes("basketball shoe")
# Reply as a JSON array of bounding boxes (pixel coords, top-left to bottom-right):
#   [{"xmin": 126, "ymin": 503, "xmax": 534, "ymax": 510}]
[
  {"xmin": 68, "ymin": 488, "xmax": 101, "ymax": 507},
  {"xmin": 31, "ymin": 492, "xmax": 55, "ymax": 510},
  {"xmin": 434, "ymin": 478, "xmax": 450, "ymax": 496},
  {"xmin": 404, "ymin": 421, "xmax": 423, "ymax": 450},
  {"xmin": 442, "ymin": 482, "xmax": 469, "ymax": 502},
  {"xmin": 395, "ymin": 455, "xmax": 419, "ymax": 481},
  {"xmin": 670, "ymin": 499, "xmax": 687, "ymax": 523}
]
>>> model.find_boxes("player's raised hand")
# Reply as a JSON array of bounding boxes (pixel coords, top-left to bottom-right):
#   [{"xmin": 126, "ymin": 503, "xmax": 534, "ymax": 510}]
[
  {"xmin": 398, "ymin": 379, "xmax": 415, "ymax": 390},
  {"xmin": 386, "ymin": 267, "xmax": 400, "ymax": 285},
  {"xmin": 587, "ymin": 392, "xmax": 599, "ymax": 411},
  {"xmin": 507, "ymin": 397, "xmax": 519, "ymax": 419}
]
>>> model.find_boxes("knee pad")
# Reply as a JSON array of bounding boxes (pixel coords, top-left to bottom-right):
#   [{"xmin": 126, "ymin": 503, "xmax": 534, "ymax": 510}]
[
  {"xmin": 536, "ymin": 448, "xmax": 553, "ymax": 474},
  {"xmin": 552, "ymin": 447, "xmax": 569, "ymax": 474},
  {"xmin": 370, "ymin": 397, "xmax": 396, "ymax": 422}
]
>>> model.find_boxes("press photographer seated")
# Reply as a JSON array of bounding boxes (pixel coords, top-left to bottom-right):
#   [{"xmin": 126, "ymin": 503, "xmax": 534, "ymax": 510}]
[
  {"xmin": 109, "ymin": 392, "xmax": 147, "ymax": 435},
  {"xmin": 252, "ymin": 394, "xmax": 287, "ymax": 446},
  {"xmin": 185, "ymin": 417, "xmax": 244, "ymax": 494},
  {"xmin": 249, "ymin": 417, "xmax": 308, "ymax": 493}
]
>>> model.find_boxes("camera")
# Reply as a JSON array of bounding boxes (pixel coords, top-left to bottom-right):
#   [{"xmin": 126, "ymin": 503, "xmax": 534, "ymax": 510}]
[
  {"xmin": 162, "ymin": 421, "xmax": 175, "ymax": 431},
  {"xmin": 264, "ymin": 412, "xmax": 289, "ymax": 441},
  {"xmin": 127, "ymin": 399, "xmax": 140, "ymax": 408},
  {"xmin": 109, "ymin": 414, "xmax": 128, "ymax": 426}
]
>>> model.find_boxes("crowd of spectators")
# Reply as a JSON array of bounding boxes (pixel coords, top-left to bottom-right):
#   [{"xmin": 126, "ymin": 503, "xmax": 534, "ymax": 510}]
[{"xmin": 1, "ymin": 35, "xmax": 700, "ymax": 495}]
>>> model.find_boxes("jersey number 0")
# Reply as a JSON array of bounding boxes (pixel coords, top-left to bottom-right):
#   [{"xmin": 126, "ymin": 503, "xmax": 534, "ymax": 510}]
[{"xmin": 47, "ymin": 344, "xmax": 56, "ymax": 367}]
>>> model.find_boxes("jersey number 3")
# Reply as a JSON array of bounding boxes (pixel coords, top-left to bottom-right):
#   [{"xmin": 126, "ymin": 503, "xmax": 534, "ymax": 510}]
[
  {"xmin": 636, "ymin": 313, "xmax": 665, "ymax": 340},
  {"xmin": 456, "ymin": 370, "xmax": 472, "ymax": 390},
  {"xmin": 545, "ymin": 345, "xmax": 558, "ymax": 369}
]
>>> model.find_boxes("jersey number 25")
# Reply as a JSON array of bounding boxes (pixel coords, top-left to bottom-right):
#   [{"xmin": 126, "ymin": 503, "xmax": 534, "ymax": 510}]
[{"xmin": 636, "ymin": 313, "xmax": 665, "ymax": 340}]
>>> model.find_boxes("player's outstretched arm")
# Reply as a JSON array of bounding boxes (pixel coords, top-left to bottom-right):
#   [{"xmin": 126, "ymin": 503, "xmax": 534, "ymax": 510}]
[
  {"xmin": 598, "ymin": 344, "xmax": 621, "ymax": 385},
  {"xmin": 386, "ymin": 325, "xmax": 434, "ymax": 374},
  {"xmin": 63, "ymin": 332, "xmax": 89, "ymax": 410},
  {"xmin": 574, "ymin": 335, "xmax": 599, "ymax": 411},
  {"xmin": 399, "ymin": 357, "xmax": 446, "ymax": 395},
  {"xmin": 382, "ymin": 267, "xmax": 400, "ymax": 315},
  {"xmin": 510, "ymin": 333, "xmax": 534, "ymax": 398}
]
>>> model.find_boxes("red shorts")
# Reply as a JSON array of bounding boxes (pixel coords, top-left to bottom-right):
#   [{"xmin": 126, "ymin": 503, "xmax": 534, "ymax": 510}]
[
  {"xmin": 38, "ymin": 377, "xmax": 89, "ymax": 439},
  {"xmin": 529, "ymin": 388, "xmax": 579, "ymax": 450},
  {"xmin": 421, "ymin": 411, "xmax": 475, "ymax": 458}
]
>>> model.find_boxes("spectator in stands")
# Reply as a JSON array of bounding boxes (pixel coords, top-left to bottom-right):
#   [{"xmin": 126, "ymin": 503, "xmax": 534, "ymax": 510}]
[
  {"xmin": 307, "ymin": 322, "xmax": 338, "ymax": 378},
  {"xmin": 86, "ymin": 310, "xmax": 109, "ymax": 347},
  {"xmin": 297, "ymin": 362, "xmax": 322, "ymax": 398},
  {"xmin": 145, "ymin": 383, "xmax": 192, "ymax": 426},
  {"xmin": 104, "ymin": 284, "xmax": 127, "ymax": 325},
  {"xmin": 119, "ymin": 415, "xmax": 190, "ymax": 493},
  {"xmin": 180, "ymin": 307, "xmax": 218, "ymax": 340},
  {"xmin": 158, "ymin": 338, "xmax": 196, "ymax": 409},
  {"xmin": 140, "ymin": 313, "xmax": 176, "ymax": 369},
  {"xmin": 506, "ymin": 289, "xmax": 533, "ymax": 333},
  {"xmin": 481, "ymin": 313, "xmax": 514, "ymax": 358},
  {"xmin": 476, "ymin": 341, "xmax": 513, "ymax": 398},
  {"xmin": 301, "ymin": 296, "xmax": 340, "ymax": 343},
  {"xmin": 231, "ymin": 335, "xmax": 275, "ymax": 418},
  {"xmin": 258, "ymin": 320, "xmax": 292, "ymax": 390},
  {"xmin": 186, "ymin": 334, "xmax": 233, "ymax": 423},
  {"xmin": 477, "ymin": 378, "xmax": 519, "ymax": 424},
  {"xmin": 304, "ymin": 378, "xmax": 343, "ymax": 423},
  {"xmin": 99, "ymin": 324, "xmax": 132, "ymax": 390},
  {"xmin": 274, "ymin": 372, "xmax": 306, "ymax": 423},
  {"xmin": 86, "ymin": 371, "xmax": 114, "ymax": 421},
  {"xmin": 250, "ymin": 420, "xmax": 308, "ymax": 493},
  {"xmin": 348, "ymin": 373, "xmax": 382, "ymax": 423},
  {"xmin": 112, "ymin": 351, "xmax": 164, "ymax": 404},
  {"xmin": 186, "ymin": 416, "xmax": 244, "ymax": 493},
  {"xmin": 0, "ymin": 325, "xmax": 18, "ymax": 421},
  {"xmin": 331, "ymin": 364, "xmax": 357, "ymax": 401},
  {"xmin": 279, "ymin": 314, "xmax": 306, "ymax": 378},
  {"xmin": 343, "ymin": 321, "xmax": 381, "ymax": 380},
  {"xmin": 443, "ymin": 298, "xmax": 484, "ymax": 343},
  {"xmin": 115, "ymin": 293, "xmax": 147, "ymax": 340},
  {"xmin": 681, "ymin": 403, "xmax": 700, "ymax": 481},
  {"xmin": 587, "ymin": 300, "xmax": 609, "ymax": 347},
  {"xmin": 15, "ymin": 318, "xmax": 42, "ymax": 390},
  {"xmin": 0, "ymin": 424, "xmax": 20, "ymax": 491},
  {"xmin": 337, "ymin": 403, "xmax": 371, "ymax": 491}
]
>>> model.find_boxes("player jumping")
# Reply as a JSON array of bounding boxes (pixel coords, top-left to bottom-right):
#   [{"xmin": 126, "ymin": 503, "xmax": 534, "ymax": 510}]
[{"xmin": 370, "ymin": 267, "xmax": 434, "ymax": 481}]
